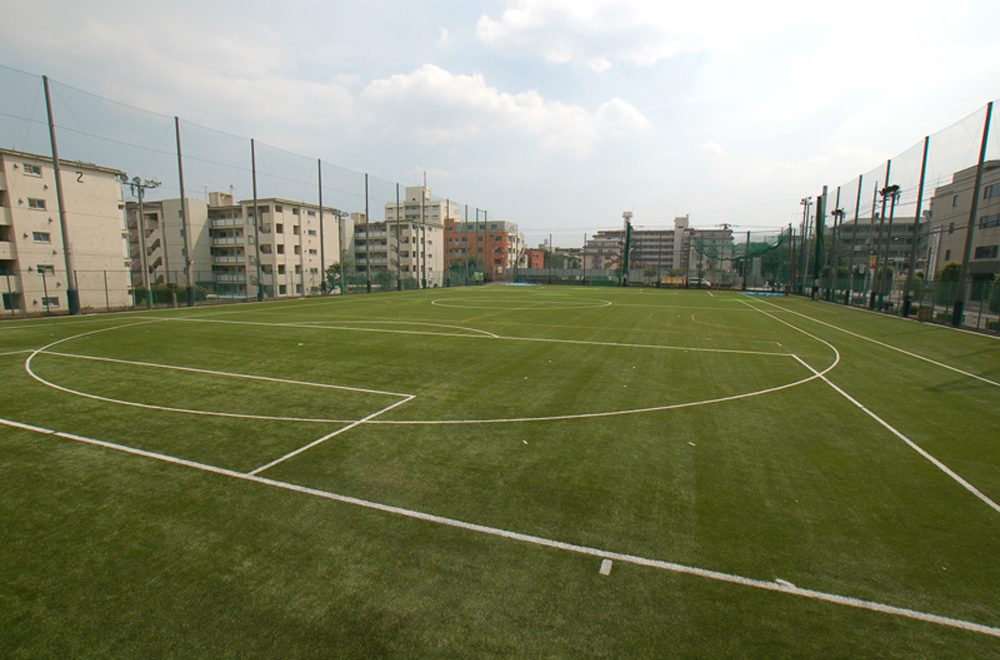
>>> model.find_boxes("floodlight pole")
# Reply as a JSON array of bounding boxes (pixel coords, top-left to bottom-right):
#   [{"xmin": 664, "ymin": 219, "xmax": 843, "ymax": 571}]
[
  {"xmin": 250, "ymin": 139, "xmax": 264, "ymax": 301},
  {"xmin": 318, "ymin": 159, "xmax": 327, "ymax": 295},
  {"xmin": 869, "ymin": 161, "xmax": 892, "ymax": 309}
]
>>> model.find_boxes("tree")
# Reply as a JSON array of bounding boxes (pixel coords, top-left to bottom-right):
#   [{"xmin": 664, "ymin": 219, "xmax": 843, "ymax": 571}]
[
  {"xmin": 934, "ymin": 261, "xmax": 962, "ymax": 305},
  {"xmin": 374, "ymin": 269, "xmax": 395, "ymax": 290},
  {"xmin": 989, "ymin": 273, "xmax": 1000, "ymax": 314},
  {"xmin": 325, "ymin": 262, "xmax": 342, "ymax": 291}
]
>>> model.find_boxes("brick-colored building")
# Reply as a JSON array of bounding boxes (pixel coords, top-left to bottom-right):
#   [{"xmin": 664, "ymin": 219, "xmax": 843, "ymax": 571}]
[{"xmin": 444, "ymin": 218, "xmax": 523, "ymax": 280}]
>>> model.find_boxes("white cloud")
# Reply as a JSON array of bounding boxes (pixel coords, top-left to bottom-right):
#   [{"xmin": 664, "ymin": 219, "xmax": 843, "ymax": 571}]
[
  {"xmin": 701, "ymin": 141, "xmax": 725, "ymax": 157},
  {"xmin": 360, "ymin": 64, "xmax": 647, "ymax": 155},
  {"xmin": 476, "ymin": 0, "xmax": 765, "ymax": 71},
  {"xmin": 438, "ymin": 27, "xmax": 452, "ymax": 48}
]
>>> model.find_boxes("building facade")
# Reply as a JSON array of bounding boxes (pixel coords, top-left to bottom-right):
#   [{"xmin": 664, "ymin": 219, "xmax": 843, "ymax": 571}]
[
  {"xmin": 583, "ymin": 216, "xmax": 734, "ymax": 283},
  {"xmin": 205, "ymin": 193, "xmax": 345, "ymax": 299},
  {"xmin": 125, "ymin": 197, "xmax": 211, "ymax": 287},
  {"xmin": 445, "ymin": 218, "xmax": 524, "ymax": 280},
  {"xmin": 0, "ymin": 148, "xmax": 131, "ymax": 313},
  {"xmin": 928, "ymin": 160, "xmax": 1000, "ymax": 285}
]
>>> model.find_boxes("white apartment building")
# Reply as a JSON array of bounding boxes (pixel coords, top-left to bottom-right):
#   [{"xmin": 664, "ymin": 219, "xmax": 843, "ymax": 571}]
[
  {"xmin": 125, "ymin": 198, "xmax": 211, "ymax": 287},
  {"xmin": 0, "ymin": 148, "xmax": 131, "ymax": 314},
  {"xmin": 355, "ymin": 186, "xmax": 459, "ymax": 286},
  {"xmin": 206, "ymin": 192, "xmax": 346, "ymax": 299}
]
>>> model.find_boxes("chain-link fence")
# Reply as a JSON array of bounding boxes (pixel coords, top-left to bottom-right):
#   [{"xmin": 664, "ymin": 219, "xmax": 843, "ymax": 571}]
[
  {"xmin": 794, "ymin": 99, "xmax": 1000, "ymax": 333},
  {"xmin": 0, "ymin": 65, "xmax": 497, "ymax": 318}
]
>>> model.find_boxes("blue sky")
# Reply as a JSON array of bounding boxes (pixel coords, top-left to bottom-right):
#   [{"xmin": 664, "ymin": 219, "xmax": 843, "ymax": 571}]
[{"xmin": 2, "ymin": 0, "xmax": 999, "ymax": 245}]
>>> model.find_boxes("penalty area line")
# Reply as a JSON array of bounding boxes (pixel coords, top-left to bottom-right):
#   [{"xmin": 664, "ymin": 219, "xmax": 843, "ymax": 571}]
[
  {"xmin": 1, "ymin": 415, "xmax": 999, "ymax": 640},
  {"xmin": 791, "ymin": 355, "xmax": 1000, "ymax": 517},
  {"xmin": 248, "ymin": 394, "xmax": 417, "ymax": 476}
]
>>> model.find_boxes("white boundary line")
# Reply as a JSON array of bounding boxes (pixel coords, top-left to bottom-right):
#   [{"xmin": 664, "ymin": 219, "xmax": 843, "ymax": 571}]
[
  {"xmin": 0, "ymin": 349, "xmax": 32, "ymax": 357},
  {"xmin": 740, "ymin": 299, "xmax": 1000, "ymax": 516},
  {"xmin": 41, "ymin": 351, "xmax": 411, "ymax": 398},
  {"xmin": 1, "ymin": 415, "xmax": 998, "ymax": 640},
  {"xmin": 791, "ymin": 356, "xmax": 1000, "ymax": 516},
  {"xmin": 167, "ymin": 317, "xmax": 505, "ymax": 342},
  {"xmin": 754, "ymin": 298, "xmax": 1000, "ymax": 388},
  {"xmin": 249, "ymin": 395, "xmax": 417, "ymax": 475}
]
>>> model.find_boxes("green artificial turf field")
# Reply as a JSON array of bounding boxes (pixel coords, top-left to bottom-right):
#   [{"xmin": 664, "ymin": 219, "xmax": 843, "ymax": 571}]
[{"xmin": 2, "ymin": 285, "xmax": 999, "ymax": 656}]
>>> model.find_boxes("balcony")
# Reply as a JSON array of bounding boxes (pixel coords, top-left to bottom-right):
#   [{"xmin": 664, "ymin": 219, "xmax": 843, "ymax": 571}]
[
  {"xmin": 0, "ymin": 241, "xmax": 16, "ymax": 260},
  {"xmin": 212, "ymin": 236, "xmax": 243, "ymax": 246},
  {"xmin": 213, "ymin": 273, "xmax": 246, "ymax": 282},
  {"xmin": 210, "ymin": 217, "xmax": 244, "ymax": 228},
  {"xmin": 0, "ymin": 207, "xmax": 10, "ymax": 226},
  {"xmin": 0, "ymin": 171, "xmax": 6, "ymax": 191},
  {"xmin": 212, "ymin": 254, "xmax": 246, "ymax": 264}
]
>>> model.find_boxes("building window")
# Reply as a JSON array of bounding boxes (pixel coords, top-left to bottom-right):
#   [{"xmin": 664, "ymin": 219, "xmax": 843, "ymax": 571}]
[
  {"xmin": 275, "ymin": 224, "xmax": 284, "ymax": 234},
  {"xmin": 36, "ymin": 264, "xmax": 55, "ymax": 275},
  {"xmin": 32, "ymin": 231, "xmax": 51, "ymax": 243},
  {"xmin": 42, "ymin": 296, "xmax": 60, "ymax": 307},
  {"xmin": 985, "ymin": 184, "xmax": 999, "ymax": 199},
  {"xmin": 944, "ymin": 249, "xmax": 951, "ymax": 261},
  {"xmin": 277, "ymin": 244, "xmax": 285, "ymax": 254},
  {"xmin": 278, "ymin": 265, "xmax": 286, "ymax": 275},
  {"xmin": 308, "ymin": 249, "xmax": 317, "ymax": 255},
  {"xmin": 23, "ymin": 163, "xmax": 42, "ymax": 176},
  {"xmin": 307, "ymin": 229, "xmax": 317, "ymax": 236},
  {"xmin": 974, "ymin": 245, "xmax": 998, "ymax": 259},
  {"xmin": 952, "ymin": 195, "xmax": 959, "ymax": 207},
  {"xmin": 279, "ymin": 284, "xmax": 287, "ymax": 295},
  {"xmin": 27, "ymin": 198, "xmax": 46, "ymax": 210}
]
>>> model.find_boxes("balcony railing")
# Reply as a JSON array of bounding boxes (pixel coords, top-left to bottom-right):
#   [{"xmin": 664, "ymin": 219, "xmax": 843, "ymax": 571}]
[{"xmin": 212, "ymin": 255, "xmax": 246, "ymax": 264}]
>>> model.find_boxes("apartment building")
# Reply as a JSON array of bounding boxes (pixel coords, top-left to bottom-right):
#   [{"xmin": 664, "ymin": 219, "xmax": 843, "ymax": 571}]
[
  {"xmin": 828, "ymin": 215, "xmax": 926, "ymax": 274},
  {"xmin": 522, "ymin": 248, "xmax": 545, "ymax": 269},
  {"xmin": 206, "ymin": 192, "xmax": 345, "ymax": 299},
  {"xmin": 928, "ymin": 160, "xmax": 1000, "ymax": 285},
  {"xmin": 444, "ymin": 218, "xmax": 524, "ymax": 280},
  {"xmin": 0, "ymin": 148, "xmax": 131, "ymax": 314},
  {"xmin": 354, "ymin": 186, "xmax": 459, "ymax": 286},
  {"xmin": 125, "ymin": 198, "xmax": 211, "ymax": 286},
  {"xmin": 583, "ymin": 216, "xmax": 734, "ymax": 281}
]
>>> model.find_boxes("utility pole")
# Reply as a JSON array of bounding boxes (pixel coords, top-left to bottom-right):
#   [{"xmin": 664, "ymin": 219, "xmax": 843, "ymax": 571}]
[
  {"xmin": 785, "ymin": 223, "xmax": 794, "ymax": 294},
  {"xmin": 876, "ymin": 184, "xmax": 900, "ymax": 310},
  {"xmin": 812, "ymin": 186, "xmax": 827, "ymax": 299},
  {"xmin": 128, "ymin": 177, "xmax": 161, "ymax": 309}
]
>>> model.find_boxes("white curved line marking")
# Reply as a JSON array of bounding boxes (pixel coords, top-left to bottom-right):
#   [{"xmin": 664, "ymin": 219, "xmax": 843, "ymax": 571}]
[
  {"xmin": 23, "ymin": 323, "xmax": 357, "ymax": 424},
  {"xmin": 430, "ymin": 297, "xmax": 613, "ymax": 311},
  {"xmin": 4, "ymin": 417, "xmax": 999, "ymax": 640}
]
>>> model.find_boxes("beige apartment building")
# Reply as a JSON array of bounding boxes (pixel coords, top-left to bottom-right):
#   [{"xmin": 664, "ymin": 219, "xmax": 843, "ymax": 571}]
[
  {"xmin": 206, "ymin": 192, "xmax": 346, "ymax": 299},
  {"xmin": 125, "ymin": 198, "xmax": 212, "ymax": 287},
  {"xmin": 0, "ymin": 148, "xmax": 131, "ymax": 314},
  {"xmin": 928, "ymin": 160, "xmax": 1000, "ymax": 290}
]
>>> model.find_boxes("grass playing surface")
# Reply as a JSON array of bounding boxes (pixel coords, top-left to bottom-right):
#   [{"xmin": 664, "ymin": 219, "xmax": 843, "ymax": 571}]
[{"xmin": 2, "ymin": 285, "xmax": 999, "ymax": 656}]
